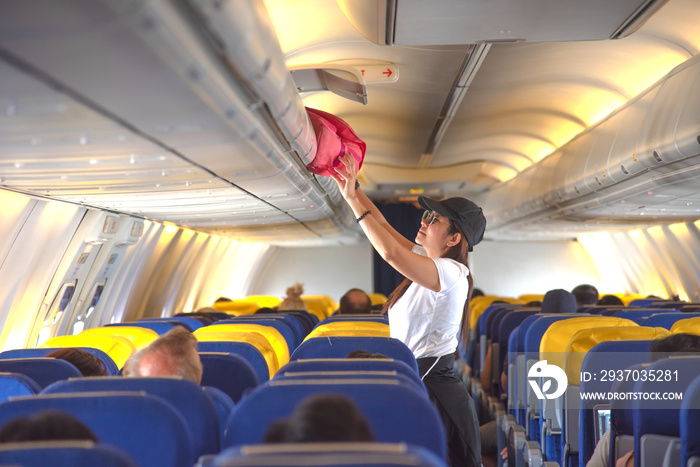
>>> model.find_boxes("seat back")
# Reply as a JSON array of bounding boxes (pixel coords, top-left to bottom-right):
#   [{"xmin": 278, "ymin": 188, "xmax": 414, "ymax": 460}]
[
  {"xmin": 42, "ymin": 376, "xmax": 219, "ymax": 458},
  {"xmin": 198, "ymin": 341, "xmax": 271, "ymax": 382},
  {"xmin": 40, "ymin": 334, "xmax": 136, "ymax": 369},
  {"xmin": 680, "ymin": 375, "xmax": 700, "ymax": 466},
  {"xmin": 0, "ymin": 441, "xmax": 138, "ymax": 467},
  {"xmin": 290, "ymin": 336, "xmax": 418, "ymax": 374},
  {"xmin": 195, "ymin": 332, "xmax": 278, "ymax": 379},
  {"xmin": 137, "ymin": 317, "xmax": 205, "ymax": 331},
  {"xmin": 578, "ymin": 340, "xmax": 653, "ymax": 467},
  {"xmin": 320, "ymin": 315, "xmax": 389, "ymax": 324},
  {"xmin": 301, "ymin": 295, "xmax": 337, "ymax": 321},
  {"xmin": 225, "ymin": 379, "xmax": 446, "ymax": 460},
  {"xmin": 0, "ymin": 392, "xmax": 193, "ymax": 467},
  {"xmin": 199, "ymin": 352, "xmax": 260, "ymax": 402},
  {"xmin": 633, "ymin": 356, "xmax": 700, "ymax": 467},
  {"xmin": 0, "ymin": 372, "xmax": 41, "ymax": 401},
  {"xmin": 643, "ymin": 312, "xmax": 700, "ymax": 329},
  {"xmin": 106, "ymin": 321, "xmax": 178, "ymax": 335},
  {"xmin": 611, "ymin": 308, "xmax": 676, "ymax": 324},
  {"xmin": 216, "ymin": 317, "xmax": 300, "ymax": 349},
  {"xmin": 207, "ymin": 443, "xmax": 446, "ymax": 467},
  {"xmin": 0, "ymin": 347, "xmax": 119, "ymax": 376},
  {"xmin": 202, "ymin": 385, "xmax": 235, "ymax": 445},
  {"xmin": 0, "ymin": 358, "xmax": 82, "ymax": 389},
  {"xmin": 196, "ymin": 323, "xmax": 289, "ymax": 368},
  {"xmin": 280, "ymin": 357, "xmax": 419, "ymax": 378},
  {"xmin": 670, "ymin": 316, "xmax": 700, "ymax": 334}
]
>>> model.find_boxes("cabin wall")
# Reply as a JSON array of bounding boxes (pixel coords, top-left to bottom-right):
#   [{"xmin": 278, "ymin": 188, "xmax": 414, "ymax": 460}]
[
  {"xmin": 470, "ymin": 239, "xmax": 603, "ymax": 298},
  {"xmin": 251, "ymin": 242, "xmax": 374, "ymax": 304}
]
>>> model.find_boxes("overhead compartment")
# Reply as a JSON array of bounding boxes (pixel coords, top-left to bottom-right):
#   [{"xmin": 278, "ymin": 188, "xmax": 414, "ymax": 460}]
[{"xmin": 338, "ymin": 0, "xmax": 669, "ymax": 45}]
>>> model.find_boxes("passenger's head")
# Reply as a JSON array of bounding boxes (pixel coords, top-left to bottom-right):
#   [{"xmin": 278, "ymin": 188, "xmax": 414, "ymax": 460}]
[
  {"xmin": 416, "ymin": 196, "xmax": 485, "ymax": 258},
  {"xmin": 255, "ymin": 306, "xmax": 278, "ymax": 315},
  {"xmin": 46, "ymin": 348, "xmax": 108, "ymax": 377},
  {"xmin": 597, "ymin": 294, "xmax": 624, "ymax": 306},
  {"xmin": 649, "ymin": 333, "xmax": 700, "ymax": 361},
  {"xmin": 123, "ymin": 326, "xmax": 203, "ymax": 384},
  {"xmin": 338, "ymin": 289, "xmax": 372, "ymax": 315},
  {"xmin": 263, "ymin": 394, "xmax": 374, "ymax": 443},
  {"xmin": 215, "ymin": 297, "xmax": 232, "ymax": 303},
  {"xmin": 525, "ymin": 300, "xmax": 542, "ymax": 307},
  {"xmin": 278, "ymin": 283, "xmax": 307, "ymax": 311},
  {"xmin": 346, "ymin": 350, "xmax": 389, "ymax": 359},
  {"xmin": 541, "ymin": 289, "xmax": 576, "ymax": 314},
  {"xmin": 0, "ymin": 410, "xmax": 97, "ymax": 443},
  {"xmin": 571, "ymin": 284, "xmax": 599, "ymax": 306},
  {"xmin": 472, "ymin": 288, "xmax": 485, "ymax": 298}
]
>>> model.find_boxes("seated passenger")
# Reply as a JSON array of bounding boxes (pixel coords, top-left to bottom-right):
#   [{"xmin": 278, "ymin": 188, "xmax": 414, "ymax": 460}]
[
  {"xmin": 278, "ymin": 283, "xmax": 307, "ymax": 311},
  {"xmin": 346, "ymin": 350, "xmax": 388, "ymax": 359},
  {"xmin": 597, "ymin": 294, "xmax": 624, "ymax": 306},
  {"xmin": 571, "ymin": 284, "xmax": 599, "ymax": 308},
  {"xmin": 123, "ymin": 327, "xmax": 203, "ymax": 384},
  {"xmin": 46, "ymin": 348, "xmax": 108, "ymax": 377},
  {"xmin": 0, "ymin": 410, "xmax": 97, "ymax": 443},
  {"xmin": 338, "ymin": 288, "xmax": 372, "ymax": 315},
  {"xmin": 263, "ymin": 394, "xmax": 374, "ymax": 443}
]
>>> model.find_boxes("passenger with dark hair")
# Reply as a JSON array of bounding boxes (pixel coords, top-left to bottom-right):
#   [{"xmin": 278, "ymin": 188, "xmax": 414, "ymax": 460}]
[
  {"xmin": 330, "ymin": 153, "xmax": 484, "ymax": 467},
  {"xmin": 346, "ymin": 350, "xmax": 388, "ymax": 359},
  {"xmin": 338, "ymin": 288, "xmax": 372, "ymax": 315},
  {"xmin": 571, "ymin": 284, "xmax": 599, "ymax": 307},
  {"xmin": 541, "ymin": 288, "xmax": 577, "ymax": 313},
  {"xmin": 46, "ymin": 348, "xmax": 108, "ymax": 377},
  {"xmin": 214, "ymin": 297, "xmax": 232, "ymax": 303},
  {"xmin": 0, "ymin": 410, "xmax": 97, "ymax": 443},
  {"xmin": 472, "ymin": 288, "xmax": 485, "ymax": 298},
  {"xmin": 263, "ymin": 394, "xmax": 374, "ymax": 443},
  {"xmin": 123, "ymin": 326, "xmax": 203, "ymax": 384},
  {"xmin": 597, "ymin": 294, "xmax": 624, "ymax": 306},
  {"xmin": 255, "ymin": 306, "xmax": 278, "ymax": 314}
]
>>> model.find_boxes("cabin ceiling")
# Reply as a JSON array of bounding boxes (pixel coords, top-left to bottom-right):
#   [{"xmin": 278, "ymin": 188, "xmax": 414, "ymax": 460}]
[{"xmin": 1, "ymin": 0, "xmax": 700, "ymax": 246}]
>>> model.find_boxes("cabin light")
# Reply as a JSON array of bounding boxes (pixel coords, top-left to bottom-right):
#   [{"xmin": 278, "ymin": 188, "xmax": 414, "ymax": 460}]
[
  {"xmin": 410, "ymin": 188, "xmax": 424, "ymax": 195},
  {"xmin": 161, "ymin": 170, "xmax": 169, "ymax": 177},
  {"xmin": 89, "ymin": 159, "xmax": 98, "ymax": 165},
  {"xmin": 79, "ymin": 135, "xmax": 87, "ymax": 145},
  {"xmin": 647, "ymin": 191, "xmax": 653, "ymax": 195},
  {"xmin": 185, "ymin": 181, "xmax": 192, "ymax": 187},
  {"xmin": 159, "ymin": 156, "xmax": 167, "ymax": 161},
  {"xmin": 14, "ymin": 162, "xmax": 21, "ymax": 168},
  {"xmin": 129, "ymin": 155, "xmax": 137, "ymax": 164}
]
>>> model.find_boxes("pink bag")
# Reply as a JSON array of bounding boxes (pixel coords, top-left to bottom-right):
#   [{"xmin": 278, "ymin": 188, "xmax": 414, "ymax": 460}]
[{"xmin": 305, "ymin": 107, "xmax": 366, "ymax": 177}]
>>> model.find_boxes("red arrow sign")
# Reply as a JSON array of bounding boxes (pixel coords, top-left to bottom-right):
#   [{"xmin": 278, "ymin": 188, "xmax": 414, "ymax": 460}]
[{"xmin": 382, "ymin": 68, "xmax": 393, "ymax": 78}]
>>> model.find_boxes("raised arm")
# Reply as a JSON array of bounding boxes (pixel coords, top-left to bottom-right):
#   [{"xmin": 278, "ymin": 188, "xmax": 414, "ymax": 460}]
[{"xmin": 331, "ymin": 154, "xmax": 442, "ymax": 292}]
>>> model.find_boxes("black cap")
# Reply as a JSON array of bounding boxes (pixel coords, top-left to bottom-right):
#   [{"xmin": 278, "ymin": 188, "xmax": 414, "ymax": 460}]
[
  {"xmin": 418, "ymin": 196, "xmax": 486, "ymax": 252},
  {"xmin": 541, "ymin": 289, "xmax": 577, "ymax": 314}
]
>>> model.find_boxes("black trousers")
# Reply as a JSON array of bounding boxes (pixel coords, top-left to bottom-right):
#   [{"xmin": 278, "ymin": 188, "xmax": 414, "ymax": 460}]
[{"xmin": 418, "ymin": 354, "xmax": 482, "ymax": 467}]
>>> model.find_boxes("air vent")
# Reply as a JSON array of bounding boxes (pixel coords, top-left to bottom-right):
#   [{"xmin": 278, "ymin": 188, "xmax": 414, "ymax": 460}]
[
  {"xmin": 620, "ymin": 164, "xmax": 629, "ymax": 175},
  {"xmin": 653, "ymin": 150, "xmax": 663, "ymax": 162}
]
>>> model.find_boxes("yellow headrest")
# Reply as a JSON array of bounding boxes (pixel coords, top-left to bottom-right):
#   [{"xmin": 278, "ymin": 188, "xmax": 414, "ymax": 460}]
[
  {"xmin": 212, "ymin": 301, "xmax": 259, "ymax": 315},
  {"xmin": 368, "ymin": 293, "xmax": 388, "ymax": 306},
  {"xmin": 243, "ymin": 296, "xmax": 282, "ymax": 308},
  {"xmin": 540, "ymin": 317, "xmax": 638, "ymax": 369},
  {"xmin": 195, "ymin": 323, "xmax": 289, "ymax": 367},
  {"xmin": 302, "ymin": 295, "xmax": 338, "ymax": 319},
  {"xmin": 468, "ymin": 296, "xmax": 524, "ymax": 330},
  {"xmin": 306, "ymin": 322, "xmax": 391, "ymax": 340},
  {"xmin": 80, "ymin": 326, "xmax": 159, "ymax": 351},
  {"xmin": 518, "ymin": 294, "xmax": 544, "ymax": 303},
  {"xmin": 563, "ymin": 326, "xmax": 670, "ymax": 384},
  {"xmin": 40, "ymin": 334, "xmax": 135, "ymax": 369},
  {"xmin": 614, "ymin": 294, "xmax": 645, "ymax": 306},
  {"xmin": 671, "ymin": 317, "xmax": 700, "ymax": 335},
  {"xmin": 193, "ymin": 330, "xmax": 279, "ymax": 378}
]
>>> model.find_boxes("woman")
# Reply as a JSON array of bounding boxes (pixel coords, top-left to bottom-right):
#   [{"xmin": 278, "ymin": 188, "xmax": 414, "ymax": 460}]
[{"xmin": 331, "ymin": 153, "xmax": 485, "ymax": 467}]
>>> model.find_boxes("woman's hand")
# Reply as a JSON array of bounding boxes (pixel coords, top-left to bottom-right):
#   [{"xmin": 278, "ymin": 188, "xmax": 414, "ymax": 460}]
[{"xmin": 330, "ymin": 152, "xmax": 358, "ymax": 201}]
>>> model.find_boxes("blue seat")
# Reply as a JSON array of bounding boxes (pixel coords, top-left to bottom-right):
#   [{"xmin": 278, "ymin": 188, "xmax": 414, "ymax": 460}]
[
  {"xmin": 611, "ymin": 308, "xmax": 676, "ymax": 324},
  {"xmin": 578, "ymin": 340, "xmax": 652, "ymax": 467},
  {"xmin": 274, "ymin": 369, "xmax": 427, "ymax": 397},
  {"xmin": 212, "ymin": 319, "xmax": 297, "ymax": 351},
  {"xmin": 609, "ymin": 364, "xmax": 643, "ymax": 466},
  {"xmin": 204, "ymin": 443, "xmax": 447, "ymax": 467},
  {"xmin": 198, "ymin": 341, "xmax": 270, "ymax": 382},
  {"xmin": 0, "ymin": 441, "xmax": 138, "ymax": 467},
  {"xmin": 0, "ymin": 372, "xmax": 41, "ymax": 402},
  {"xmin": 680, "ymin": 375, "xmax": 700, "ymax": 466},
  {"xmin": 643, "ymin": 312, "xmax": 700, "ymax": 329},
  {"xmin": 42, "ymin": 376, "xmax": 220, "ymax": 459},
  {"xmin": 320, "ymin": 314, "xmax": 389, "ymax": 324},
  {"xmin": 492, "ymin": 309, "xmax": 538, "ymax": 397},
  {"xmin": 137, "ymin": 317, "xmax": 205, "ymax": 331},
  {"xmin": 290, "ymin": 336, "xmax": 418, "ymax": 374},
  {"xmin": 0, "ymin": 392, "xmax": 193, "ymax": 467},
  {"xmin": 278, "ymin": 357, "xmax": 420, "ymax": 380},
  {"xmin": 633, "ymin": 356, "xmax": 700, "ymax": 467},
  {"xmin": 283, "ymin": 311, "xmax": 318, "ymax": 333},
  {"xmin": 199, "ymin": 352, "xmax": 260, "ymax": 402},
  {"xmin": 106, "ymin": 321, "xmax": 179, "ymax": 335},
  {"xmin": 202, "ymin": 385, "xmax": 235, "ymax": 445},
  {"xmin": 0, "ymin": 358, "xmax": 82, "ymax": 389},
  {"xmin": 225, "ymin": 379, "xmax": 447, "ymax": 460},
  {"xmin": 0, "ymin": 348, "xmax": 119, "ymax": 376}
]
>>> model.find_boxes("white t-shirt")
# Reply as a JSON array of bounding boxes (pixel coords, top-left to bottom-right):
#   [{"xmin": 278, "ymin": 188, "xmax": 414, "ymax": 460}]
[{"xmin": 387, "ymin": 245, "xmax": 470, "ymax": 359}]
